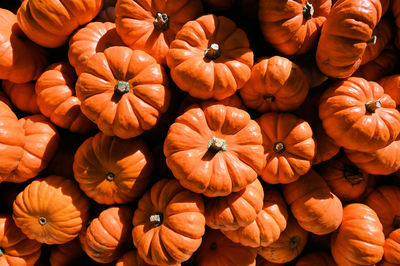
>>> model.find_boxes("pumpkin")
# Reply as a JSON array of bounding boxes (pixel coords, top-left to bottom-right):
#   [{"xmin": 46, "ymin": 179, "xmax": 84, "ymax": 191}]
[
  {"xmin": 3, "ymin": 115, "xmax": 59, "ymax": 183},
  {"xmin": 80, "ymin": 206, "xmax": 133, "ymax": 264},
  {"xmin": 16, "ymin": 0, "xmax": 103, "ymax": 48},
  {"xmin": 256, "ymin": 256, "xmax": 283, "ymax": 266},
  {"xmin": 365, "ymin": 186, "xmax": 400, "ymax": 237},
  {"xmin": 95, "ymin": 6, "xmax": 116, "ymax": 22},
  {"xmin": 331, "ymin": 203, "xmax": 385, "ymax": 265},
  {"xmin": 258, "ymin": 215, "xmax": 308, "ymax": 264},
  {"xmin": 35, "ymin": 62, "xmax": 95, "ymax": 133},
  {"xmin": 0, "ymin": 214, "xmax": 42, "ymax": 266},
  {"xmin": 378, "ymin": 74, "xmax": 400, "ymax": 110},
  {"xmin": 49, "ymin": 238, "xmax": 84, "ymax": 266},
  {"xmin": 382, "ymin": 229, "xmax": 400, "ymax": 265},
  {"xmin": 115, "ymin": 0, "xmax": 203, "ymax": 65},
  {"xmin": 257, "ymin": 112, "xmax": 315, "ymax": 184},
  {"xmin": 116, "ymin": 250, "xmax": 151, "ymax": 266},
  {"xmin": 319, "ymin": 77, "xmax": 400, "ymax": 152},
  {"xmin": 196, "ymin": 229, "xmax": 257, "ymax": 266},
  {"xmin": 2, "ymin": 80, "xmax": 39, "ymax": 114},
  {"xmin": 132, "ymin": 178, "xmax": 205, "ymax": 265},
  {"xmin": 259, "ymin": 0, "xmax": 331, "ymax": 55},
  {"xmin": 76, "ymin": 46, "xmax": 170, "ymax": 139},
  {"xmin": 282, "ymin": 169, "xmax": 343, "ymax": 235},
  {"xmin": 68, "ymin": 21, "xmax": 125, "ymax": 75},
  {"xmin": 239, "ymin": 56, "xmax": 309, "ymax": 113},
  {"xmin": 13, "ymin": 175, "xmax": 90, "ymax": 244},
  {"xmin": 315, "ymin": 0, "xmax": 384, "ymax": 78},
  {"xmin": 0, "ymin": 8, "xmax": 48, "ymax": 84},
  {"xmin": 295, "ymin": 251, "xmax": 336, "ymax": 266},
  {"xmin": 163, "ymin": 100, "xmax": 264, "ymax": 197},
  {"xmin": 73, "ymin": 132, "xmax": 153, "ymax": 205},
  {"xmin": 222, "ymin": 189, "xmax": 289, "ymax": 248},
  {"xmin": 167, "ymin": 14, "xmax": 253, "ymax": 100},
  {"xmin": 205, "ymin": 178, "xmax": 264, "ymax": 231},
  {"xmin": 316, "ymin": 152, "xmax": 369, "ymax": 201}
]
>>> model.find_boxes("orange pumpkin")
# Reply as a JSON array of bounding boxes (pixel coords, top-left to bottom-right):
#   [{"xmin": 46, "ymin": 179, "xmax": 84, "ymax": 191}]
[
  {"xmin": 73, "ymin": 132, "xmax": 153, "ymax": 205},
  {"xmin": 258, "ymin": 112, "xmax": 315, "ymax": 184},
  {"xmin": 222, "ymin": 189, "xmax": 289, "ymax": 248},
  {"xmin": 2, "ymin": 80, "xmax": 39, "ymax": 114},
  {"xmin": 0, "ymin": 214, "xmax": 42, "ymax": 266},
  {"xmin": 13, "ymin": 175, "xmax": 90, "ymax": 244},
  {"xmin": 259, "ymin": 0, "xmax": 331, "ymax": 55},
  {"xmin": 115, "ymin": 0, "xmax": 203, "ymax": 65},
  {"xmin": 379, "ymin": 74, "xmax": 400, "ymax": 110},
  {"xmin": 132, "ymin": 178, "xmax": 205, "ymax": 265},
  {"xmin": 382, "ymin": 229, "xmax": 400, "ymax": 265},
  {"xmin": 80, "ymin": 206, "xmax": 133, "ymax": 263},
  {"xmin": 239, "ymin": 56, "xmax": 309, "ymax": 113},
  {"xmin": 319, "ymin": 77, "xmax": 400, "ymax": 152},
  {"xmin": 49, "ymin": 238, "xmax": 84, "ymax": 266},
  {"xmin": 35, "ymin": 62, "xmax": 95, "ymax": 133},
  {"xmin": 295, "ymin": 251, "xmax": 336, "ymax": 266},
  {"xmin": 116, "ymin": 250, "xmax": 151, "ymax": 266},
  {"xmin": 17, "ymin": 0, "xmax": 103, "ymax": 48},
  {"xmin": 205, "ymin": 178, "xmax": 264, "ymax": 231},
  {"xmin": 331, "ymin": 203, "xmax": 385, "ymax": 265},
  {"xmin": 68, "ymin": 21, "xmax": 125, "ymax": 75},
  {"xmin": 76, "ymin": 46, "xmax": 170, "ymax": 139},
  {"xmin": 167, "ymin": 14, "xmax": 253, "ymax": 100},
  {"xmin": 282, "ymin": 169, "xmax": 343, "ymax": 235},
  {"xmin": 164, "ymin": 101, "xmax": 264, "ymax": 197}
]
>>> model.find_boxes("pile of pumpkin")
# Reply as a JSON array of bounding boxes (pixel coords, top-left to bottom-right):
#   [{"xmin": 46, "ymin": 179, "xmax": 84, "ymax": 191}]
[{"xmin": 2, "ymin": 0, "xmax": 400, "ymax": 265}]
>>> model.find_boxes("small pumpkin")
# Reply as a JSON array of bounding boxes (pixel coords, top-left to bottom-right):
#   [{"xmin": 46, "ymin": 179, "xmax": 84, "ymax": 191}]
[
  {"xmin": 167, "ymin": 14, "xmax": 253, "ymax": 100},
  {"xmin": 239, "ymin": 56, "xmax": 310, "ymax": 113},
  {"xmin": 0, "ymin": 214, "xmax": 42, "ymax": 266},
  {"xmin": 295, "ymin": 251, "xmax": 336, "ymax": 266},
  {"xmin": 2, "ymin": 80, "xmax": 39, "ymax": 114},
  {"xmin": 116, "ymin": 250, "xmax": 151, "ymax": 266},
  {"xmin": 319, "ymin": 77, "xmax": 400, "ymax": 152},
  {"xmin": 382, "ymin": 229, "xmax": 400, "ymax": 265},
  {"xmin": 164, "ymin": 100, "xmax": 264, "ymax": 197},
  {"xmin": 331, "ymin": 203, "xmax": 385, "ymax": 265},
  {"xmin": 49, "ymin": 238, "xmax": 84, "ymax": 266},
  {"xmin": 13, "ymin": 175, "xmax": 90, "ymax": 244},
  {"xmin": 132, "ymin": 178, "xmax": 205, "ymax": 265},
  {"xmin": 80, "ymin": 206, "xmax": 133, "ymax": 264}
]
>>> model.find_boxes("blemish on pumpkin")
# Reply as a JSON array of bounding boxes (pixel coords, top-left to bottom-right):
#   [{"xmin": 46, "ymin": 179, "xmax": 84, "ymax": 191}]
[{"xmin": 343, "ymin": 164, "xmax": 364, "ymax": 185}]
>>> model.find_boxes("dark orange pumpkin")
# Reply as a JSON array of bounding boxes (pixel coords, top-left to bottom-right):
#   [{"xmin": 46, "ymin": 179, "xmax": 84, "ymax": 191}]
[
  {"xmin": 95, "ymin": 6, "xmax": 116, "ymax": 22},
  {"xmin": 295, "ymin": 251, "xmax": 336, "ymax": 266},
  {"xmin": 379, "ymin": 74, "xmax": 400, "ymax": 110},
  {"xmin": 2, "ymin": 80, "xmax": 39, "ymax": 114},
  {"xmin": 116, "ymin": 250, "xmax": 151, "ymax": 266},
  {"xmin": 256, "ymin": 256, "xmax": 283, "ymax": 266},
  {"xmin": 382, "ymin": 229, "xmax": 400, "ymax": 265},
  {"xmin": 49, "ymin": 238, "xmax": 84, "ymax": 266}
]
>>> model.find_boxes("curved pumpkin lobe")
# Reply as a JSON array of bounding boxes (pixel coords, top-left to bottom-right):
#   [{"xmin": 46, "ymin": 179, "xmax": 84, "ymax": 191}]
[
  {"xmin": 273, "ymin": 142, "xmax": 285, "ymax": 154},
  {"xmin": 114, "ymin": 81, "xmax": 130, "ymax": 94},
  {"xmin": 343, "ymin": 165, "xmax": 364, "ymax": 185},
  {"xmin": 303, "ymin": 2, "xmax": 314, "ymax": 20},
  {"xmin": 365, "ymin": 100, "xmax": 381, "ymax": 113},
  {"xmin": 208, "ymin": 137, "xmax": 227, "ymax": 152},
  {"xmin": 289, "ymin": 235, "xmax": 301, "ymax": 249},
  {"xmin": 38, "ymin": 217, "xmax": 47, "ymax": 226},
  {"xmin": 204, "ymin": 43, "xmax": 221, "ymax": 60},
  {"xmin": 393, "ymin": 215, "xmax": 400, "ymax": 229},
  {"xmin": 153, "ymin": 13, "xmax": 169, "ymax": 31},
  {"xmin": 105, "ymin": 172, "xmax": 115, "ymax": 182},
  {"xmin": 150, "ymin": 213, "xmax": 163, "ymax": 227}
]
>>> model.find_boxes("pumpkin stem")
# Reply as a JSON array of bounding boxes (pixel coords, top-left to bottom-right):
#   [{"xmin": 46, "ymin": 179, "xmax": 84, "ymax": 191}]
[
  {"xmin": 393, "ymin": 215, "xmax": 400, "ymax": 229},
  {"xmin": 365, "ymin": 100, "xmax": 381, "ymax": 113},
  {"xmin": 210, "ymin": 242, "xmax": 218, "ymax": 250},
  {"xmin": 153, "ymin": 12, "xmax": 169, "ymax": 31},
  {"xmin": 0, "ymin": 247, "xmax": 4, "ymax": 256},
  {"xmin": 150, "ymin": 213, "xmax": 163, "ymax": 227},
  {"xmin": 289, "ymin": 236, "xmax": 301, "ymax": 249},
  {"xmin": 38, "ymin": 217, "xmax": 47, "ymax": 226},
  {"xmin": 263, "ymin": 94, "xmax": 275, "ymax": 103},
  {"xmin": 205, "ymin": 43, "xmax": 221, "ymax": 60},
  {"xmin": 273, "ymin": 142, "xmax": 285, "ymax": 154},
  {"xmin": 343, "ymin": 165, "xmax": 364, "ymax": 185},
  {"xmin": 367, "ymin": 35, "xmax": 377, "ymax": 45},
  {"xmin": 114, "ymin": 81, "xmax": 130, "ymax": 95},
  {"xmin": 208, "ymin": 137, "xmax": 227, "ymax": 152},
  {"xmin": 303, "ymin": 2, "xmax": 314, "ymax": 20},
  {"xmin": 106, "ymin": 172, "xmax": 115, "ymax": 182}
]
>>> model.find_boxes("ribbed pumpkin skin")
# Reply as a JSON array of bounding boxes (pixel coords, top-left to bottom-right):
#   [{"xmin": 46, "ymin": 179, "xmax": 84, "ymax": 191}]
[
  {"xmin": 35, "ymin": 62, "xmax": 95, "ymax": 133},
  {"xmin": 164, "ymin": 101, "xmax": 264, "ymax": 197},
  {"xmin": 17, "ymin": 0, "xmax": 103, "ymax": 48},
  {"xmin": 382, "ymin": 229, "xmax": 400, "ymax": 265},
  {"xmin": 0, "ymin": 214, "xmax": 42, "ymax": 266},
  {"xmin": 222, "ymin": 189, "xmax": 288, "ymax": 248},
  {"xmin": 319, "ymin": 77, "xmax": 400, "ymax": 152},
  {"xmin": 49, "ymin": 238, "xmax": 83, "ymax": 266},
  {"xmin": 80, "ymin": 206, "xmax": 133, "ymax": 264},
  {"xmin": 2, "ymin": 80, "xmax": 39, "ymax": 114},
  {"xmin": 116, "ymin": 250, "xmax": 151, "ymax": 266},
  {"xmin": 167, "ymin": 14, "xmax": 253, "ymax": 100},
  {"xmin": 0, "ymin": 9, "xmax": 48, "ymax": 84},
  {"xmin": 259, "ymin": 0, "xmax": 331, "ymax": 55},
  {"xmin": 365, "ymin": 186, "xmax": 400, "ymax": 237},
  {"xmin": 68, "ymin": 21, "xmax": 125, "ymax": 75},
  {"xmin": 258, "ymin": 216, "xmax": 308, "ymax": 264},
  {"xmin": 115, "ymin": 0, "xmax": 203, "ymax": 65},
  {"xmin": 73, "ymin": 132, "xmax": 153, "ymax": 205},
  {"xmin": 282, "ymin": 169, "xmax": 343, "ymax": 235},
  {"xmin": 331, "ymin": 203, "xmax": 385, "ymax": 266},
  {"xmin": 258, "ymin": 112, "xmax": 315, "ymax": 184},
  {"xmin": 295, "ymin": 251, "xmax": 336, "ymax": 266},
  {"xmin": 76, "ymin": 46, "xmax": 170, "ymax": 139},
  {"xmin": 205, "ymin": 179, "xmax": 264, "ymax": 231},
  {"xmin": 132, "ymin": 178, "xmax": 205, "ymax": 265},
  {"xmin": 13, "ymin": 176, "xmax": 90, "ymax": 244},
  {"xmin": 316, "ymin": 0, "xmax": 383, "ymax": 78},
  {"xmin": 196, "ymin": 229, "xmax": 257, "ymax": 266},
  {"xmin": 239, "ymin": 56, "xmax": 309, "ymax": 113}
]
